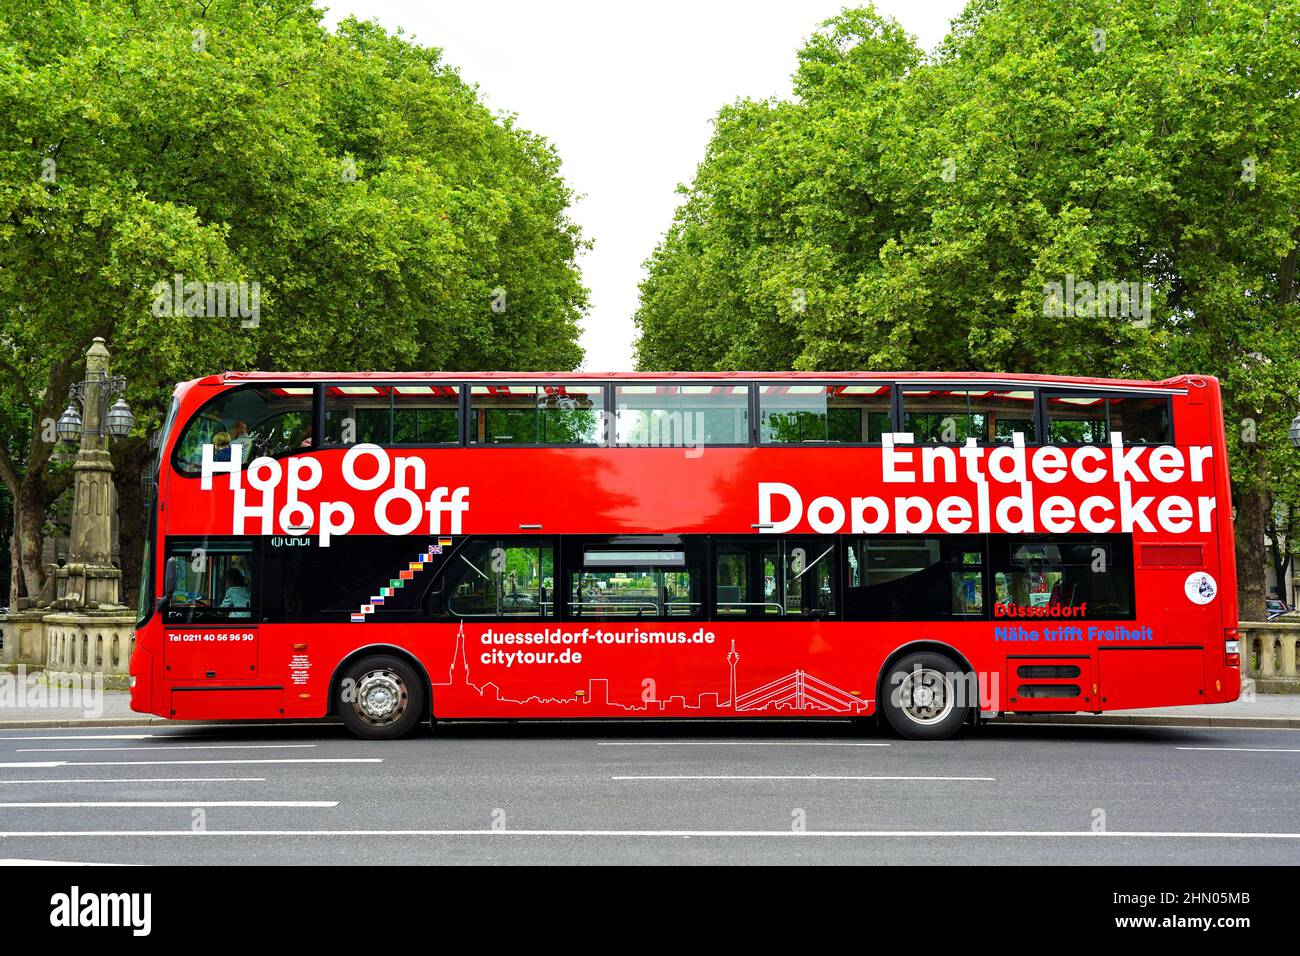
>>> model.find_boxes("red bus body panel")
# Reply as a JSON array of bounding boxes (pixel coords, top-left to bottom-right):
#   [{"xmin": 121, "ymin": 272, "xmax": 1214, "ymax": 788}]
[{"xmin": 130, "ymin": 371, "xmax": 1240, "ymax": 722}]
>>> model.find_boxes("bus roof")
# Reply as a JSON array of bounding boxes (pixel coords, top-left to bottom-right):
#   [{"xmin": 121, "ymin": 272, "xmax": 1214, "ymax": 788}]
[{"xmin": 193, "ymin": 370, "xmax": 1206, "ymax": 393}]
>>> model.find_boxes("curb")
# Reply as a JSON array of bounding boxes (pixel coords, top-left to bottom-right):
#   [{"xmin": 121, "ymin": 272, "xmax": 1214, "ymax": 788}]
[
  {"xmin": 987, "ymin": 714, "xmax": 1300, "ymax": 729},
  {"xmin": 0, "ymin": 717, "xmax": 339, "ymax": 730},
  {"xmin": 0, "ymin": 714, "xmax": 1294, "ymax": 730}
]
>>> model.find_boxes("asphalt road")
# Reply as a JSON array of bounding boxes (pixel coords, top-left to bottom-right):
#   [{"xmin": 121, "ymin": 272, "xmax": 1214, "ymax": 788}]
[{"xmin": 0, "ymin": 720, "xmax": 1295, "ymax": 865}]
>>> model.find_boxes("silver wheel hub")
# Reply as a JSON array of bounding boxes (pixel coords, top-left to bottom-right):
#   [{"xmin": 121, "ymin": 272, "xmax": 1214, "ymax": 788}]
[
  {"xmin": 356, "ymin": 670, "xmax": 407, "ymax": 724},
  {"xmin": 898, "ymin": 668, "xmax": 955, "ymax": 725}
]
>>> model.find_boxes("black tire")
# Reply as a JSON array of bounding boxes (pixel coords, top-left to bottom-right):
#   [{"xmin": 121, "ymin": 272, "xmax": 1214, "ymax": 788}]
[
  {"xmin": 336, "ymin": 654, "xmax": 427, "ymax": 740},
  {"xmin": 879, "ymin": 650, "xmax": 971, "ymax": 741}
]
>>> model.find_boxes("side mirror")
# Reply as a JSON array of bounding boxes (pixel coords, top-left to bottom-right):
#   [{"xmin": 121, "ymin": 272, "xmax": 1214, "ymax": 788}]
[{"xmin": 163, "ymin": 556, "xmax": 179, "ymax": 597}]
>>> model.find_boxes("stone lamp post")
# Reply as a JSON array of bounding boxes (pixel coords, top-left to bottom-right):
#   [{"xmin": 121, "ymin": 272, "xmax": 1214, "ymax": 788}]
[
  {"xmin": 0, "ymin": 338, "xmax": 138, "ymax": 674},
  {"xmin": 51, "ymin": 337, "xmax": 134, "ymax": 609}
]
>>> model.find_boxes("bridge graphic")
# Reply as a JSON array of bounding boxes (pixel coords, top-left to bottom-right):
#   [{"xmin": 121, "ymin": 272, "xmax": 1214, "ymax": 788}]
[
  {"xmin": 434, "ymin": 622, "xmax": 871, "ymax": 714},
  {"xmin": 732, "ymin": 669, "xmax": 869, "ymax": 713}
]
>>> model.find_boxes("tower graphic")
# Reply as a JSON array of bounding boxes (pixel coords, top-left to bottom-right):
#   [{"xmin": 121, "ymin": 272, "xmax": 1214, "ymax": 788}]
[
  {"xmin": 727, "ymin": 640, "xmax": 740, "ymax": 709},
  {"xmin": 449, "ymin": 620, "xmax": 469, "ymax": 685}
]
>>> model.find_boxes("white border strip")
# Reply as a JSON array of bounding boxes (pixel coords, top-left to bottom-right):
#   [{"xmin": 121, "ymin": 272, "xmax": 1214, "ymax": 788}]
[
  {"xmin": 0, "ymin": 801, "xmax": 336, "ymax": 808},
  {"xmin": 612, "ymin": 775, "xmax": 993, "ymax": 781},
  {"xmin": 0, "ymin": 828, "xmax": 1293, "ymax": 839}
]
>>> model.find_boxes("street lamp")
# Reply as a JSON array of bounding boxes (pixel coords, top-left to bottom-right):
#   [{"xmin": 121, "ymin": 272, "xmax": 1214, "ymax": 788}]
[
  {"xmin": 105, "ymin": 397, "xmax": 135, "ymax": 439},
  {"xmin": 55, "ymin": 403, "xmax": 82, "ymax": 442},
  {"xmin": 57, "ymin": 365, "xmax": 132, "ymax": 446}
]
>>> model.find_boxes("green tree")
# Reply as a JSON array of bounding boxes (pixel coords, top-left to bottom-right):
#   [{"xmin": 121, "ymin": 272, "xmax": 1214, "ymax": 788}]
[
  {"xmin": 635, "ymin": 0, "xmax": 1300, "ymax": 620},
  {"xmin": 0, "ymin": 0, "xmax": 587, "ymax": 608}
]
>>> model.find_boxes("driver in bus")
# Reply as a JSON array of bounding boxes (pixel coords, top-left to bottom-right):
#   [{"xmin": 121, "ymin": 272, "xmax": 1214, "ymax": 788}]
[{"xmin": 219, "ymin": 567, "xmax": 251, "ymax": 618}]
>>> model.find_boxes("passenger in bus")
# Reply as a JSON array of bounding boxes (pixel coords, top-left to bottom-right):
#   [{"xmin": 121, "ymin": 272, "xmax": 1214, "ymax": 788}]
[
  {"xmin": 219, "ymin": 568, "xmax": 251, "ymax": 617},
  {"xmin": 228, "ymin": 421, "xmax": 252, "ymax": 460},
  {"xmin": 211, "ymin": 431, "xmax": 233, "ymax": 461}
]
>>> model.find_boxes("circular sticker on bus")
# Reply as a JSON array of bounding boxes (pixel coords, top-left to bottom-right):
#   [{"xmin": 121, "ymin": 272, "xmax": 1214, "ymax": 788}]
[{"xmin": 1184, "ymin": 572, "xmax": 1217, "ymax": 605}]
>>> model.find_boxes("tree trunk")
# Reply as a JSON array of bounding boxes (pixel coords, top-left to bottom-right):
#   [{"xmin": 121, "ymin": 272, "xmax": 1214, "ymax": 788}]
[
  {"xmin": 1235, "ymin": 483, "xmax": 1270, "ymax": 622},
  {"xmin": 10, "ymin": 356, "xmax": 77, "ymax": 603},
  {"xmin": 6, "ymin": 498, "xmax": 17, "ymax": 609},
  {"xmin": 113, "ymin": 438, "xmax": 151, "ymax": 611},
  {"xmin": 15, "ymin": 478, "xmax": 47, "ymax": 601}
]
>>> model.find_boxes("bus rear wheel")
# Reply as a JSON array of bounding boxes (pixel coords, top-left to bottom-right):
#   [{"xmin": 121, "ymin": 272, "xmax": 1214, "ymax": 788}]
[
  {"xmin": 337, "ymin": 655, "xmax": 426, "ymax": 740},
  {"xmin": 880, "ymin": 651, "xmax": 971, "ymax": 741}
]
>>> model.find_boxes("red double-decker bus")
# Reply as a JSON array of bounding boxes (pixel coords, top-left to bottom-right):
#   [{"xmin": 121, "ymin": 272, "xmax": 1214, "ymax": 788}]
[{"xmin": 130, "ymin": 371, "xmax": 1240, "ymax": 740}]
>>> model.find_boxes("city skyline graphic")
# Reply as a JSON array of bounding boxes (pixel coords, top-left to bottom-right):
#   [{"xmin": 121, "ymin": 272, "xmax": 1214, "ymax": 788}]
[{"xmin": 433, "ymin": 621, "xmax": 873, "ymax": 714}]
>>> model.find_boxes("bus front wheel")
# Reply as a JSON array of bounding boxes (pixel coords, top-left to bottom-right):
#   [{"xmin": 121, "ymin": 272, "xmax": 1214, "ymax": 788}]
[
  {"xmin": 337, "ymin": 655, "xmax": 426, "ymax": 740},
  {"xmin": 879, "ymin": 651, "xmax": 971, "ymax": 741}
]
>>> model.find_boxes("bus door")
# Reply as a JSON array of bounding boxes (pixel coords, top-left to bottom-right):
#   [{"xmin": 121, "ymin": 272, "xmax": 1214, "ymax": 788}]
[{"xmin": 160, "ymin": 537, "xmax": 278, "ymax": 718}]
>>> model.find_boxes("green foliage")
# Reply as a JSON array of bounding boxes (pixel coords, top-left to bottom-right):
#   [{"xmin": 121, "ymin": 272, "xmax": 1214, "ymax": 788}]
[
  {"xmin": 0, "ymin": 0, "xmax": 587, "ymax": 435},
  {"xmin": 0, "ymin": 0, "xmax": 587, "ymax": 600},
  {"xmin": 636, "ymin": 0, "xmax": 1300, "ymax": 505}
]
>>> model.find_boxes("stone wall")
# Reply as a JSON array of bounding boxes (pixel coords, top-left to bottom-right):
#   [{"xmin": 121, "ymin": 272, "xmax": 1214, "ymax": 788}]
[
  {"xmin": 0, "ymin": 610, "xmax": 50, "ymax": 664},
  {"xmin": 1, "ymin": 611, "xmax": 135, "ymax": 674},
  {"xmin": 1240, "ymin": 620, "xmax": 1300, "ymax": 694}
]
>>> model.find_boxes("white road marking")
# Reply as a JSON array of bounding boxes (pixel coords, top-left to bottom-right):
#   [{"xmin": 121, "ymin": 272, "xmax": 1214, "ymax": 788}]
[
  {"xmin": 0, "ymin": 734, "xmax": 156, "ymax": 741},
  {"xmin": 0, "ymin": 859, "xmax": 131, "ymax": 866},
  {"xmin": 0, "ymin": 777, "xmax": 266, "ymax": 785},
  {"xmin": 18, "ymin": 744, "xmax": 317, "ymax": 753},
  {"xmin": 0, "ymin": 759, "xmax": 381, "ymax": 768},
  {"xmin": 989, "ymin": 721, "xmax": 1300, "ymax": 732},
  {"xmin": 613, "ymin": 775, "xmax": 995, "ymax": 781},
  {"xmin": 596, "ymin": 741, "xmax": 890, "ymax": 747},
  {"xmin": 0, "ymin": 828, "xmax": 1295, "ymax": 839},
  {"xmin": 0, "ymin": 801, "xmax": 336, "ymax": 809},
  {"xmin": 1175, "ymin": 746, "xmax": 1300, "ymax": 753}
]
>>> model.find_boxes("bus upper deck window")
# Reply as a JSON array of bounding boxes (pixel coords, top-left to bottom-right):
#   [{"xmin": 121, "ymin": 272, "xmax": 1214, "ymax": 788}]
[
  {"xmin": 468, "ymin": 383, "xmax": 604, "ymax": 445},
  {"xmin": 173, "ymin": 385, "xmax": 313, "ymax": 474},
  {"xmin": 758, "ymin": 383, "xmax": 891, "ymax": 444},
  {"xmin": 1047, "ymin": 393, "xmax": 1171, "ymax": 445},
  {"xmin": 902, "ymin": 388, "xmax": 1036, "ymax": 444},
  {"xmin": 614, "ymin": 383, "xmax": 749, "ymax": 446},
  {"xmin": 323, "ymin": 384, "xmax": 460, "ymax": 446}
]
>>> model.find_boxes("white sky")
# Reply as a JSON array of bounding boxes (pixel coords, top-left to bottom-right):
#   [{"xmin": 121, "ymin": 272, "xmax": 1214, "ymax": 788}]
[{"xmin": 321, "ymin": 1, "xmax": 969, "ymax": 370}]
